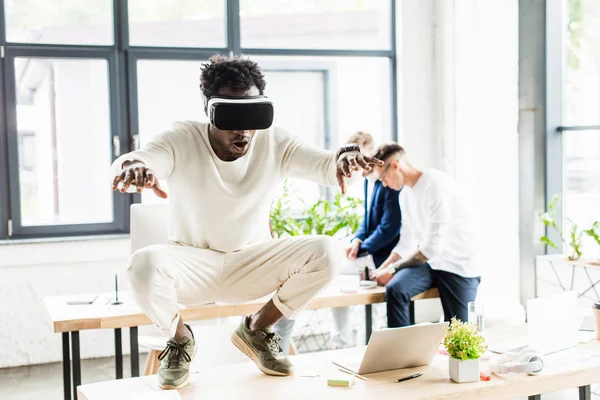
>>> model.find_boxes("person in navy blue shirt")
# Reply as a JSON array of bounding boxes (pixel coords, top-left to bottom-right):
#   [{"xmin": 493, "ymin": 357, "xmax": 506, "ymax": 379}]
[{"xmin": 331, "ymin": 132, "xmax": 402, "ymax": 349}]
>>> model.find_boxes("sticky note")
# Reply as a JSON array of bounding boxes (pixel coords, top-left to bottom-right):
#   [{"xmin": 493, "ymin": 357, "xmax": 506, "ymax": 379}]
[{"xmin": 327, "ymin": 376, "xmax": 355, "ymax": 387}]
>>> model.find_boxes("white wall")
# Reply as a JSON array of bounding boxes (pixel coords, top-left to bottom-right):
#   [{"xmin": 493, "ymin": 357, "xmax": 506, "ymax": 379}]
[
  {"xmin": 400, "ymin": 0, "xmax": 520, "ymax": 307},
  {"xmin": 0, "ymin": 238, "xmax": 138, "ymax": 368}
]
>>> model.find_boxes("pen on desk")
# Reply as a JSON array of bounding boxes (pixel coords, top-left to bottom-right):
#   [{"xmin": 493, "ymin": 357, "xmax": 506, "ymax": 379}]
[
  {"xmin": 396, "ymin": 373, "xmax": 422, "ymax": 383},
  {"xmin": 115, "ymin": 274, "xmax": 119, "ymax": 303},
  {"xmin": 480, "ymin": 372, "xmax": 491, "ymax": 381}
]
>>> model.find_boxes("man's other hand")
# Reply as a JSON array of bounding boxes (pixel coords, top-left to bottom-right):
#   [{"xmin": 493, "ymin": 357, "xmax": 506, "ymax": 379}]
[
  {"xmin": 112, "ymin": 161, "xmax": 168, "ymax": 199},
  {"xmin": 345, "ymin": 240, "xmax": 361, "ymax": 260},
  {"xmin": 336, "ymin": 150, "xmax": 383, "ymax": 194},
  {"xmin": 373, "ymin": 267, "xmax": 393, "ymax": 287}
]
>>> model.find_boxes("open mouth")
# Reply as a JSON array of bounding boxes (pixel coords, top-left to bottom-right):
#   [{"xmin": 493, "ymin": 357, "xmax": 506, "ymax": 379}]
[{"xmin": 232, "ymin": 141, "xmax": 249, "ymax": 152}]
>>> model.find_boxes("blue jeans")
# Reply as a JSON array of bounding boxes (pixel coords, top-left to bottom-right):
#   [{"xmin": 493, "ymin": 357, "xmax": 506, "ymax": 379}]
[{"xmin": 386, "ymin": 263, "xmax": 480, "ymax": 328}]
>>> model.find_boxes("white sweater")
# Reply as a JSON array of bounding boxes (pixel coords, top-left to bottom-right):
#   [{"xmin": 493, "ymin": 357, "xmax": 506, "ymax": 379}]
[
  {"xmin": 393, "ymin": 169, "xmax": 479, "ymax": 278},
  {"xmin": 112, "ymin": 121, "xmax": 339, "ymax": 253}
]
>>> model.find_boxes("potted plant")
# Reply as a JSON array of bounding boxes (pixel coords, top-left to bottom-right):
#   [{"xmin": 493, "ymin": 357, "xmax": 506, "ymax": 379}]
[
  {"xmin": 537, "ymin": 194, "xmax": 584, "ymax": 261},
  {"xmin": 443, "ymin": 318, "xmax": 487, "ymax": 383}
]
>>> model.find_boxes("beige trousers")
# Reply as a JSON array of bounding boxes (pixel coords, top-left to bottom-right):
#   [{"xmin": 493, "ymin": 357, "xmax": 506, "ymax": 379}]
[{"xmin": 126, "ymin": 235, "xmax": 342, "ymax": 337}]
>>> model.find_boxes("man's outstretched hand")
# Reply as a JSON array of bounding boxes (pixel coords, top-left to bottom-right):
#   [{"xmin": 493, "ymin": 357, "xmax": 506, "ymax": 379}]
[
  {"xmin": 112, "ymin": 161, "xmax": 168, "ymax": 199},
  {"xmin": 336, "ymin": 150, "xmax": 383, "ymax": 194}
]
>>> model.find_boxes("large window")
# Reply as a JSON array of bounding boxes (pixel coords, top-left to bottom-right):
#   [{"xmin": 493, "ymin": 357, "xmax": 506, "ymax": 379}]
[
  {"xmin": 546, "ymin": 0, "xmax": 600, "ymax": 256},
  {"xmin": 0, "ymin": 0, "xmax": 397, "ymax": 239}
]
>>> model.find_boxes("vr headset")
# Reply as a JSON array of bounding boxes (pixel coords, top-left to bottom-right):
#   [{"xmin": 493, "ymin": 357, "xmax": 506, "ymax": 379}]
[
  {"xmin": 488, "ymin": 347, "xmax": 544, "ymax": 376},
  {"xmin": 204, "ymin": 95, "xmax": 274, "ymax": 131}
]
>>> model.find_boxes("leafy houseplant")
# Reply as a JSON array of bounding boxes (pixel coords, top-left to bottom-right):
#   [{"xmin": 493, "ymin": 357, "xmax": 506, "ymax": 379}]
[
  {"xmin": 270, "ymin": 179, "xmax": 363, "ymax": 239},
  {"xmin": 443, "ymin": 318, "xmax": 487, "ymax": 383},
  {"xmin": 537, "ymin": 194, "xmax": 584, "ymax": 260}
]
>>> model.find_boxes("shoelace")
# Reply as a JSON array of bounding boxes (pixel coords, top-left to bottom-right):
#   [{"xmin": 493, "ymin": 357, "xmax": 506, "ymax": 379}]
[
  {"xmin": 158, "ymin": 339, "xmax": 191, "ymax": 369},
  {"xmin": 265, "ymin": 332, "xmax": 283, "ymax": 355}
]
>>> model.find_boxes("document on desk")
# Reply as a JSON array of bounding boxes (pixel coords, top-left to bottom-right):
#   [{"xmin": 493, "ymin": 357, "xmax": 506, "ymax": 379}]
[{"xmin": 546, "ymin": 347, "xmax": 600, "ymax": 370}]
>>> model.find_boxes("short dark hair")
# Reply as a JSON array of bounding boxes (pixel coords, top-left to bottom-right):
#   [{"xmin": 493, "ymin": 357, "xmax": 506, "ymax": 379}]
[
  {"xmin": 200, "ymin": 55, "xmax": 266, "ymax": 101},
  {"xmin": 373, "ymin": 142, "xmax": 405, "ymax": 162}
]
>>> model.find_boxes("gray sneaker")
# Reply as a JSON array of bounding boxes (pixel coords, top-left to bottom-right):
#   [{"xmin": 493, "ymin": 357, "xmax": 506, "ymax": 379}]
[
  {"xmin": 157, "ymin": 324, "xmax": 196, "ymax": 389},
  {"xmin": 231, "ymin": 316, "xmax": 293, "ymax": 376}
]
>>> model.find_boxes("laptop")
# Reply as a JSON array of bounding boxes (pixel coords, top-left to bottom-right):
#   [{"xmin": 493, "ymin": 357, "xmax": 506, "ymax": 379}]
[
  {"xmin": 488, "ymin": 291, "xmax": 579, "ymax": 355},
  {"xmin": 334, "ymin": 322, "xmax": 448, "ymax": 375}
]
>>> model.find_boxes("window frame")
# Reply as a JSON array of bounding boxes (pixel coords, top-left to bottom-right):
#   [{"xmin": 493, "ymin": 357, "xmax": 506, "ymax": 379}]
[
  {"xmin": 546, "ymin": 0, "xmax": 600, "ymax": 253},
  {"xmin": 0, "ymin": 0, "xmax": 398, "ymax": 240}
]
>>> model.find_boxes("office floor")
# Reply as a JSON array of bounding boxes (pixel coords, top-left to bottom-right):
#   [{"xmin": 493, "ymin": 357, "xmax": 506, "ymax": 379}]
[{"xmin": 2, "ymin": 352, "xmax": 598, "ymax": 400}]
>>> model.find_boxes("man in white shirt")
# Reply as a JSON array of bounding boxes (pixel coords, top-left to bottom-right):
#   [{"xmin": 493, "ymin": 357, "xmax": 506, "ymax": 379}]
[
  {"xmin": 111, "ymin": 55, "xmax": 382, "ymax": 389},
  {"xmin": 371, "ymin": 143, "xmax": 480, "ymax": 327}
]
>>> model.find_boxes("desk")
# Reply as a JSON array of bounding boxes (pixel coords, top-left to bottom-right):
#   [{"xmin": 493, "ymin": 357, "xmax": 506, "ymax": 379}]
[
  {"xmin": 77, "ymin": 325, "xmax": 600, "ymax": 400},
  {"xmin": 535, "ymin": 254, "xmax": 600, "ymax": 303},
  {"xmin": 43, "ymin": 276, "xmax": 385, "ymax": 400}
]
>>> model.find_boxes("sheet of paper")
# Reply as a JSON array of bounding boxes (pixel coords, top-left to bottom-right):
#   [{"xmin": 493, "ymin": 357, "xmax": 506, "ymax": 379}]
[
  {"xmin": 131, "ymin": 391, "xmax": 182, "ymax": 400},
  {"xmin": 546, "ymin": 347, "xmax": 600, "ymax": 370}
]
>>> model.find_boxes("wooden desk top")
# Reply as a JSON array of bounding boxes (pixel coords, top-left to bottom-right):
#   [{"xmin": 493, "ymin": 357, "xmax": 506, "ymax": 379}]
[
  {"xmin": 44, "ymin": 276, "xmax": 385, "ymax": 333},
  {"xmin": 77, "ymin": 325, "xmax": 600, "ymax": 400}
]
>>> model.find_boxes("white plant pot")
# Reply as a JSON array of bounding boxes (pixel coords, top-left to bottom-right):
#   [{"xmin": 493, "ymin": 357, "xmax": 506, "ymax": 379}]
[{"xmin": 449, "ymin": 357, "xmax": 480, "ymax": 383}]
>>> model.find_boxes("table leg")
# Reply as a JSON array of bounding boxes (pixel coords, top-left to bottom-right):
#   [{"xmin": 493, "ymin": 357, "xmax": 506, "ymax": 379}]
[
  {"xmin": 130, "ymin": 326, "xmax": 139, "ymax": 377},
  {"xmin": 528, "ymin": 395, "xmax": 541, "ymax": 400},
  {"xmin": 71, "ymin": 331, "xmax": 81, "ymax": 400},
  {"xmin": 115, "ymin": 328, "xmax": 123, "ymax": 379},
  {"xmin": 579, "ymin": 385, "xmax": 591, "ymax": 400},
  {"xmin": 365, "ymin": 304, "xmax": 373, "ymax": 345},
  {"xmin": 62, "ymin": 333, "xmax": 71, "ymax": 400}
]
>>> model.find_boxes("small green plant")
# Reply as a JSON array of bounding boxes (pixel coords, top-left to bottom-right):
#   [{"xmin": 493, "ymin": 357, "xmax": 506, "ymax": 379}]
[
  {"xmin": 269, "ymin": 179, "xmax": 304, "ymax": 238},
  {"xmin": 443, "ymin": 318, "xmax": 487, "ymax": 361},
  {"xmin": 270, "ymin": 179, "xmax": 363, "ymax": 239},
  {"xmin": 537, "ymin": 194, "xmax": 584, "ymax": 260}
]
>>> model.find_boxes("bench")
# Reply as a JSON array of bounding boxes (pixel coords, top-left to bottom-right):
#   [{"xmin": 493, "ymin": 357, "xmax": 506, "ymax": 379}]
[{"xmin": 409, "ymin": 287, "xmax": 440, "ymax": 325}]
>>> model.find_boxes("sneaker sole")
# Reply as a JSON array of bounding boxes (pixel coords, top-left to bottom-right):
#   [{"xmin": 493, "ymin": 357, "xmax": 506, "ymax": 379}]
[
  {"xmin": 159, "ymin": 376, "xmax": 190, "ymax": 391},
  {"xmin": 230, "ymin": 331, "xmax": 292, "ymax": 377},
  {"xmin": 158, "ymin": 340, "xmax": 198, "ymax": 390}
]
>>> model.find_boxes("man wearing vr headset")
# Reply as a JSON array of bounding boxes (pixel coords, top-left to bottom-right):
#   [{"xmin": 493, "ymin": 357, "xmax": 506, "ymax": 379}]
[{"xmin": 111, "ymin": 55, "xmax": 382, "ymax": 389}]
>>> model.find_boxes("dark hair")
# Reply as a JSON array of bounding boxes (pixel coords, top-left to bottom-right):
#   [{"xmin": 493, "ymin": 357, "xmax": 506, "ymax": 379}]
[
  {"xmin": 373, "ymin": 142, "xmax": 405, "ymax": 162},
  {"xmin": 200, "ymin": 54, "xmax": 266, "ymax": 101}
]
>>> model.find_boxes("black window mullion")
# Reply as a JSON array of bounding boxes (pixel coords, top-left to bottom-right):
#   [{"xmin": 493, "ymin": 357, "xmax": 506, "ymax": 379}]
[
  {"xmin": 0, "ymin": 0, "xmax": 6, "ymax": 45},
  {"xmin": 3, "ymin": 52, "xmax": 22, "ymax": 237},
  {"xmin": 0, "ymin": 13, "xmax": 8, "ymax": 238},
  {"xmin": 114, "ymin": 0, "xmax": 134, "ymax": 229},
  {"xmin": 241, "ymin": 48, "xmax": 394, "ymax": 58},
  {"xmin": 127, "ymin": 47, "xmax": 227, "ymax": 60},
  {"xmin": 4, "ymin": 46, "xmax": 114, "ymax": 59},
  {"xmin": 226, "ymin": 0, "xmax": 241, "ymax": 56}
]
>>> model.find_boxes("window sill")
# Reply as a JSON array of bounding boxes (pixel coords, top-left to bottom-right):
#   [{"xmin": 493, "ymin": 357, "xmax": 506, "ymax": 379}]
[
  {"xmin": 0, "ymin": 233, "xmax": 130, "ymax": 246},
  {"xmin": 0, "ymin": 234, "xmax": 132, "ymax": 268}
]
